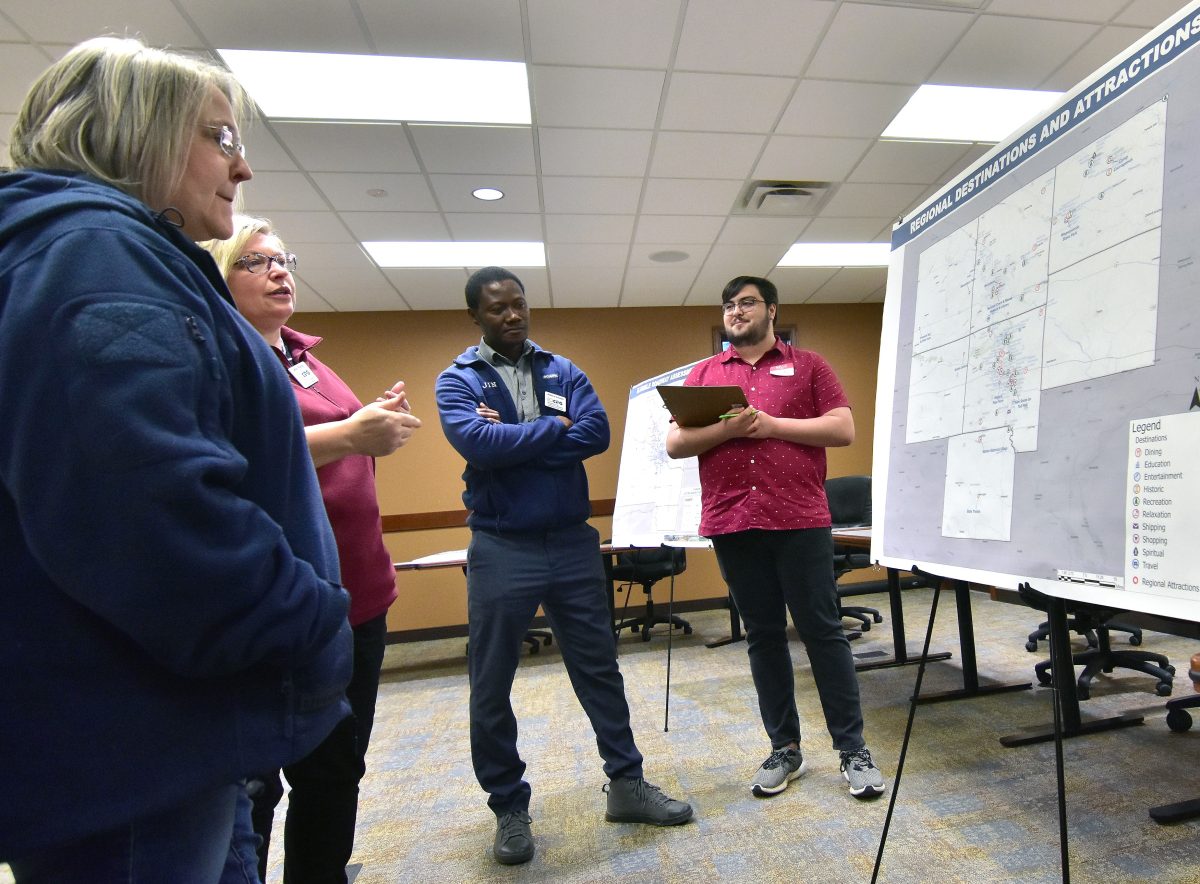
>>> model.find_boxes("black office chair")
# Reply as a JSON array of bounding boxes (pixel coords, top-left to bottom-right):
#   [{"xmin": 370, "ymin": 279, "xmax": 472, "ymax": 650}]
[
  {"xmin": 608, "ymin": 546, "xmax": 691, "ymax": 642},
  {"xmin": 1025, "ymin": 617, "xmax": 1141, "ymax": 652},
  {"xmin": 1019, "ymin": 587, "xmax": 1175, "ymax": 700},
  {"xmin": 825, "ymin": 475, "xmax": 883, "ymax": 634}
]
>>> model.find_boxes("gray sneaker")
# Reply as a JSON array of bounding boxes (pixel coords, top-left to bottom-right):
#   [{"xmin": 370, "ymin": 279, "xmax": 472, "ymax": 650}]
[
  {"xmin": 604, "ymin": 777, "xmax": 694, "ymax": 825},
  {"xmin": 840, "ymin": 747, "xmax": 886, "ymax": 798},
  {"xmin": 751, "ymin": 746, "xmax": 807, "ymax": 796}
]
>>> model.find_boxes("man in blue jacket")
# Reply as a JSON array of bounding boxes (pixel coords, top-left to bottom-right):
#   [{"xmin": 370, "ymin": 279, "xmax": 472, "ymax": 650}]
[{"xmin": 436, "ymin": 267, "xmax": 693, "ymax": 865}]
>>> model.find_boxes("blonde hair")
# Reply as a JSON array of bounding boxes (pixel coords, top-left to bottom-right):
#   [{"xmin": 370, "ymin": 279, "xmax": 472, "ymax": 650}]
[
  {"xmin": 200, "ymin": 215, "xmax": 282, "ymax": 278},
  {"xmin": 10, "ymin": 36, "xmax": 249, "ymax": 210}
]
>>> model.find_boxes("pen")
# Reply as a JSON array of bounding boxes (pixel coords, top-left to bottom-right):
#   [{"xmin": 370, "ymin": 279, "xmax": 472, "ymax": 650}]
[{"xmin": 719, "ymin": 407, "xmax": 755, "ymax": 419}]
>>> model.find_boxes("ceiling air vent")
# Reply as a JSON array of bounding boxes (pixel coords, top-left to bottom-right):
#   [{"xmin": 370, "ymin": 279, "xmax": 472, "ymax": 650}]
[{"xmin": 735, "ymin": 180, "xmax": 834, "ymax": 216}]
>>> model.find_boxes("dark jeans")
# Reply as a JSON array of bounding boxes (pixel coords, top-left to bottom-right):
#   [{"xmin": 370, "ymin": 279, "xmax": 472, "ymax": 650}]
[
  {"xmin": 250, "ymin": 613, "xmax": 388, "ymax": 883},
  {"xmin": 467, "ymin": 522, "xmax": 643, "ymax": 814},
  {"xmin": 711, "ymin": 527, "xmax": 865, "ymax": 752},
  {"xmin": 10, "ymin": 782, "xmax": 254, "ymax": 884}
]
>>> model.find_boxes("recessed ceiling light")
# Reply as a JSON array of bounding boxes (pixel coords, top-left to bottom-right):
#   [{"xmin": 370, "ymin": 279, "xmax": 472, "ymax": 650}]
[
  {"xmin": 882, "ymin": 84, "xmax": 1062, "ymax": 143},
  {"xmin": 363, "ymin": 241, "xmax": 546, "ymax": 268},
  {"xmin": 219, "ymin": 49, "xmax": 531, "ymax": 125},
  {"xmin": 776, "ymin": 243, "xmax": 890, "ymax": 267},
  {"xmin": 472, "ymin": 187, "xmax": 505, "ymax": 201},
  {"xmin": 366, "ymin": 188, "xmax": 389, "ymax": 198},
  {"xmin": 649, "ymin": 250, "xmax": 690, "ymax": 263}
]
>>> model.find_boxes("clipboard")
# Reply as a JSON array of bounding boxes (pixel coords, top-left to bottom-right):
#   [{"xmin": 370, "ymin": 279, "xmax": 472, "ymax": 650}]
[{"xmin": 657, "ymin": 384, "xmax": 748, "ymax": 427}]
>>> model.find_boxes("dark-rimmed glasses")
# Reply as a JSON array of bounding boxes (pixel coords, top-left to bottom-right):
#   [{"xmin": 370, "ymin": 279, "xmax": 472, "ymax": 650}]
[
  {"xmin": 234, "ymin": 252, "xmax": 297, "ymax": 274},
  {"xmin": 203, "ymin": 124, "xmax": 246, "ymax": 159},
  {"xmin": 721, "ymin": 297, "xmax": 766, "ymax": 315}
]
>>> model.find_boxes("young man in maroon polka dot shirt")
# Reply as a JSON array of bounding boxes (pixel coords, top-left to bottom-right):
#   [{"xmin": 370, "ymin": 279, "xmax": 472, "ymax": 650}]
[{"xmin": 666, "ymin": 275, "xmax": 886, "ymax": 800}]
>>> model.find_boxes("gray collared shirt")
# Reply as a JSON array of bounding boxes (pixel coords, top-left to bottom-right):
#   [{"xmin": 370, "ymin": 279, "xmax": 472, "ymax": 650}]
[{"xmin": 478, "ymin": 338, "xmax": 538, "ymax": 423}]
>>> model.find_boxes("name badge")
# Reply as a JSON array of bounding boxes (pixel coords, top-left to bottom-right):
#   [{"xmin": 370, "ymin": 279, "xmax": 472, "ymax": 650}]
[
  {"xmin": 289, "ymin": 361, "xmax": 319, "ymax": 388},
  {"xmin": 769, "ymin": 365, "xmax": 795, "ymax": 377},
  {"xmin": 545, "ymin": 391, "xmax": 567, "ymax": 412}
]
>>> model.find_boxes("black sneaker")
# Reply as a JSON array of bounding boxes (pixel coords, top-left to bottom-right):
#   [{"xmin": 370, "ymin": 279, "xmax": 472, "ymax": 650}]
[
  {"xmin": 604, "ymin": 777, "xmax": 694, "ymax": 825},
  {"xmin": 493, "ymin": 809, "xmax": 534, "ymax": 865}
]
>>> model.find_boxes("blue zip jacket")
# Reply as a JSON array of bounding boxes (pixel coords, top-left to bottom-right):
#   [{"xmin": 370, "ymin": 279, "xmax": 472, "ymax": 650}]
[
  {"xmin": 435, "ymin": 343, "xmax": 609, "ymax": 533},
  {"xmin": 0, "ymin": 170, "xmax": 352, "ymax": 857}
]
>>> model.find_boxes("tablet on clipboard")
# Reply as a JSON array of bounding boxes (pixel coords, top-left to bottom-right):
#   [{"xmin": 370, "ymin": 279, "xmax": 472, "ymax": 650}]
[{"xmin": 657, "ymin": 384, "xmax": 749, "ymax": 428}]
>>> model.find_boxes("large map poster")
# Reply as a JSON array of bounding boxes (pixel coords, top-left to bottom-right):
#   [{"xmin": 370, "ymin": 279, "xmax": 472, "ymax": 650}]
[{"xmin": 876, "ymin": 3, "xmax": 1200, "ymax": 621}]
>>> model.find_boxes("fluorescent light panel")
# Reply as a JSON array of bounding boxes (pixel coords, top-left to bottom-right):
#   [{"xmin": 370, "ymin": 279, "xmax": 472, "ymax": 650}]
[
  {"xmin": 777, "ymin": 243, "xmax": 890, "ymax": 267},
  {"xmin": 883, "ymin": 84, "xmax": 1062, "ymax": 143},
  {"xmin": 219, "ymin": 49, "xmax": 530, "ymax": 124},
  {"xmin": 364, "ymin": 242, "xmax": 545, "ymax": 268}
]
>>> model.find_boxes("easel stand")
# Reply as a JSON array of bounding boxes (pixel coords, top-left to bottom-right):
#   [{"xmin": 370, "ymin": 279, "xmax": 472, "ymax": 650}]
[{"xmin": 1000, "ymin": 584, "xmax": 1143, "ymax": 747}]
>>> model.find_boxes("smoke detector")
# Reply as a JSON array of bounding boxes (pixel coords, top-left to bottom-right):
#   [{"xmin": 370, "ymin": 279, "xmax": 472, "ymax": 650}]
[{"xmin": 735, "ymin": 180, "xmax": 834, "ymax": 216}]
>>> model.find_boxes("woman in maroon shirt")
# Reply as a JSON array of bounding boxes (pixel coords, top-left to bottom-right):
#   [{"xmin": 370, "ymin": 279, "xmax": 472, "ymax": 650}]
[{"xmin": 205, "ymin": 217, "xmax": 422, "ymax": 882}]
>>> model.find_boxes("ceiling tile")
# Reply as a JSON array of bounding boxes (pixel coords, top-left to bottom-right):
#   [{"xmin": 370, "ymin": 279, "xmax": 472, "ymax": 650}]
[
  {"xmin": 382, "ymin": 269, "xmax": 474, "ymax": 311},
  {"xmin": 699, "ymin": 243, "xmax": 791, "ymax": 282},
  {"xmin": 766, "ymin": 266, "xmax": 839, "ymax": 302},
  {"xmin": 547, "ymin": 243, "xmax": 631, "ymax": 267},
  {"xmin": 428, "ymin": 174, "xmax": 540, "ymax": 212},
  {"xmin": 531, "ymin": 66, "xmax": 666, "ymax": 128},
  {"xmin": 188, "ymin": 0, "xmax": 372, "ymax": 53},
  {"xmin": 675, "ymin": 0, "xmax": 836, "ymax": 76},
  {"xmin": 661, "ymin": 72, "xmax": 795, "ymax": 133},
  {"xmin": 410, "ymin": 124, "xmax": 535, "ymax": 175},
  {"xmin": 271, "ymin": 122, "xmax": 418, "ymax": 173},
  {"xmin": 544, "ymin": 214, "xmax": 636, "ymax": 243},
  {"xmin": 635, "ymin": 215, "xmax": 725, "ymax": 243},
  {"xmin": 444, "ymin": 213, "xmax": 544, "ymax": 241},
  {"xmin": 820, "ymin": 181, "xmax": 926, "ymax": 219},
  {"xmin": 848, "ymin": 140, "xmax": 974, "ymax": 185},
  {"xmin": 1, "ymin": 0, "xmax": 198, "ymax": 46},
  {"xmin": 310, "ymin": 172, "xmax": 437, "ymax": 212},
  {"xmin": 621, "ymin": 266, "xmax": 701, "ymax": 306},
  {"xmin": 628, "ymin": 244, "xmax": 707, "ymax": 268},
  {"xmin": 640, "ymin": 178, "xmax": 743, "ymax": 215},
  {"xmin": 717, "ymin": 216, "xmax": 809, "ymax": 246},
  {"xmin": 984, "ymin": 0, "xmax": 1126, "ymax": 22},
  {"xmin": 776, "ymin": 80, "xmax": 915, "ymax": 139},
  {"xmin": 933, "ymin": 15, "xmax": 1099, "ymax": 89},
  {"xmin": 650, "ymin": 132, "xmax": 766, "ymax": 178},
  {"xmin": 754, "ymin": 135, "xmax": 872, "ymax": 182},
  {"xmin": 806, "ymin": 4, "xmax": 975, "ymax": 85},
  {"xmin": 243, "ymin": 124, "xmax": 300, "ymax": 172},
  {"xmin": 804, "ymin": 267, "xmax": 888, "ymax": 303},
  {"xmin": 548, "ymin": 267, "xmax": 626, "ymax": 307},
  {"xmin": 242, "ymin": 171, "xmax": 331, "ymax": 213},
  {"xmin": 291, "ymin": 279, "xmax": 335, "ymax": 312},
  {"xmin": 799, "ymin": 217, "xmax": 893, "ymax": 243},
  {"xmin": 358, "ymin": 0, "xmax": 526, "ymax": 61},
  {"xmin": 541, "ymin": 177, "xmax": 643, "ymax": 214},
  {"xmin": 1, "ymin": 43, "xmax": 55, "ymax": 114},
  {"xmin": 267, "ymin": 211, "xmax": 355, "ymax": 243},
  {"xmin": 339, "ymin": 212, "xmax": 451, "ymax": 242},
  {"xmin": 526, "ymin": 0, "xmax": 681, "ymax": 67},
  {"xmin": 1116, "ymin": 1, "xmax": 1195, "ymax": 29},
  {"xmin": 1043, "ymin": 25, "xmax": 1153, "ymax": 91},
  {"xmin": 537, "ymin": 128, "xmax": 653, "ymax": 177},
  {"xmin": 298, "ymin": 244, "xmax": 410, "ymax": 310}
]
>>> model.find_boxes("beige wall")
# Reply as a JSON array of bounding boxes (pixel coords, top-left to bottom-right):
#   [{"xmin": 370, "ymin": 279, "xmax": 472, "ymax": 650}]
[{"xmin": 290, "ymin": 301, "xmax": 884, "ymax": 634}]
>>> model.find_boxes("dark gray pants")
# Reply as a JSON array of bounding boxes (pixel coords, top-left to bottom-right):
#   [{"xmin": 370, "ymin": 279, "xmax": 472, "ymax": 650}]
[
  {"xmin": 466, "ymin": 522, "xmax": 643, "ymax": 814},
  {"xmin": 711, "ymin": 527, "xmax": 866, "ymax": 752}
]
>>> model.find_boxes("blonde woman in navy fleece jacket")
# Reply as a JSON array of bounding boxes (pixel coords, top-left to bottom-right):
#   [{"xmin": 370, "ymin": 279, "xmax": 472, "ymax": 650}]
[{"xmin": 0, "ymin": 38, "xmax": 351, "ymax": 882}]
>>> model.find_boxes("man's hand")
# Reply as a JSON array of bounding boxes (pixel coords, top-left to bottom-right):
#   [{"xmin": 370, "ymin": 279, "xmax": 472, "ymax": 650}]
[{"xmin": 476, "ymin": 402, "xmax": 501, "ymax": 423}]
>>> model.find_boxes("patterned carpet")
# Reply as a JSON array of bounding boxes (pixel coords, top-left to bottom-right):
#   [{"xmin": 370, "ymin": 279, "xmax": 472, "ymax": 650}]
[{"xmin": 5, "ymin": 587, "xmax": 1199, "ymax": 883}]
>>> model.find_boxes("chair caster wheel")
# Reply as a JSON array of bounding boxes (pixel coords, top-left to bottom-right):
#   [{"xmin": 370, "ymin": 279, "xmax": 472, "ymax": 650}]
[
  {"xmin": 872, "ymin": 613, "xmax": 884, "ymax": 624},
  {"xmin": 1036, "ymin": 670, "xmax": 1053, "ymax": 686},
  {"xmin": 861, "ymin": 622, "xmax": 871, "ymax": 632},
  {"xmin": 1076, "ymin": 684, "xmax": 1090, "ymax": 700},
  {"xmin": 1156, "ymin": 682, "xmax": 1173, "ymax": 697},
  {"xmin": 641, "ymin": 630, "xmax": 652, "ymax": 642},
  {"xmin": 1167, "ymin": 708, "xmax": 1193, "ymax": 732},
  {"xmin": 1025, "ymin": 641, "xmax": 1039, "ymax": 652},
  {"xmin": 683, "ymin": 625, "xmax": 693, "ymax": 635},
  {"xmin": 1129, "ymin": 634, "xmax": 1142, "ymax": 646}
]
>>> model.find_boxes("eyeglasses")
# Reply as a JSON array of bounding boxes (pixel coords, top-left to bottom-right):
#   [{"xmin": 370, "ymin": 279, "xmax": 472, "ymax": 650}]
[
  {"xmin": 721, "ymin": 297, "xmax": 766, "ymax": 315},
  {"xmin": 234, "ymin": 252, "xmax": 297, "ymax": 274},
  {"xmin": 203, "ymin": 124, "xmax": 246, "ymax": 159}
]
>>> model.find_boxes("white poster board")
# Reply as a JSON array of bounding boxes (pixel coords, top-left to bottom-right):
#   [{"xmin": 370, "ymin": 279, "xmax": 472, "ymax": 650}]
[{"xmin": 610, "ymin": 361, "xmax": 711, "ymax": 548}]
